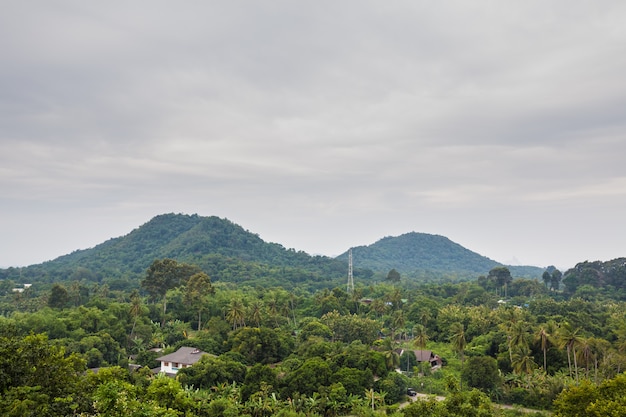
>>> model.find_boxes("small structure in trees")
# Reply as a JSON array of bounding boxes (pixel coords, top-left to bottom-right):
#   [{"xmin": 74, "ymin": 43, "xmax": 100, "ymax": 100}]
[{"xmin": 155, "ymin": 346, "xmax": 210, "ymax": 376}]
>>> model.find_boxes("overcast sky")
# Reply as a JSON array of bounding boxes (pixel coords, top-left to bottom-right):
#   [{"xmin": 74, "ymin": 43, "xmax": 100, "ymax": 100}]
[{"xmin": 2, "ymin": 1, "xmax": 625, "ymax": 270}]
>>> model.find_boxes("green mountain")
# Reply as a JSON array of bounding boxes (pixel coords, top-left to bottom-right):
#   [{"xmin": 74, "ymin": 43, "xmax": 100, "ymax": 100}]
[
  {"xmin": 5, "ymin": 214, "xmax": 353, "ymax": 291},
  {"xmin": 2, "ymin": 214, "xmax": 542, "ymax": 290},
  {"xmin": 336, "ymin": 232, "xmax": 543, "ymax": 280}
]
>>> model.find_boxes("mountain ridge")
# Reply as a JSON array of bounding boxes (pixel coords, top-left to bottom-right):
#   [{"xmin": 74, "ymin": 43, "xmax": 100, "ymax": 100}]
[{"xmin": 1, "ymin": 213, "xmax": 543, "ymax": 288}]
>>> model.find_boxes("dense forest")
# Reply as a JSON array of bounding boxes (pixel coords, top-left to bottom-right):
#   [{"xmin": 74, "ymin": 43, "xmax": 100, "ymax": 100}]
[{"xmin": 2, "ymin": 214, "xmax": 626, "ymax": 416}]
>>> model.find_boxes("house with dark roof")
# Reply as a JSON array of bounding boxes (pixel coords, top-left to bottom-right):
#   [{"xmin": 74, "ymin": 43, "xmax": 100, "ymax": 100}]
[
  {"xmin": 413, "ymin": 350, "xmax": 443, "ymax": 368},
  {"xmin": 155, "ymin": 347, "xmax": 210, "ymax": 375},
  {"xmin": 395, "ymin": 348, "xmax": 443, "ymax": 370}
]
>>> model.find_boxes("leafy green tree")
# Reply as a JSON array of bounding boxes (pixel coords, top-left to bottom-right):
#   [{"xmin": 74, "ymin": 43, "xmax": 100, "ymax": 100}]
[
  {"xmin": 461, "ymin": 355, "xmax": 501, "ymax": 393},
  {"xmin": 551, "ymin": 269, "xmax": 563, "ymax": 291},
  {"xmin": 145, "ymin": 374, "xmax": 195, "ymax": 415},
  {"xmin": 321, "ymin": 311, "xmax": 379, "ymax": 344},
  {"xmin": 442, "ymin": 388, "xmax": 496, "ymax": 417},
  {"xmin": 0, "ymin": 334, "xmax": 86, "ymax": 417},
  {"xmin": 183, "ymin": 271, "xmax": 214, "ymax": 331},
  {"xmin": 331, "ymin": 367, "xmax": 373, "ymax": 396},
  {"xmin": 377, "ymin": 371, "xmax": 407, "ymax": 404},
  {"xmin": 228, "ymin": 326, "xmax": 294, "ymax": 364},
  {"xmin": 283, "ymin": 357, "xmax": 332, "ymax": 397},
  {"xmin": 176, "ymin": 355, "xmax": 247, "ymax": 389},
  {"xmin": 542, "ymin": 270, "xmax": 552, "ymax": 289},
  {"xmin": 553, "ymin": 379, "xmax": 599, "ymax": 417},
  {"xmin": 487, "ymin": 266, "xmax": 512, "ymax": 297},
  {"xmin": 48, "ymin": 283, "xmax": 70, "ymax": 309},
  {"xmin": 241, "ymin": 363, "xmax": 278, "ymax": 401},
  {"xmin": 386, "ymin": 268, "xmax": 401, "ymax": 283},
  {"xmin": 141, "ymin": 259, "xmax": 200, "ymax": 325}
]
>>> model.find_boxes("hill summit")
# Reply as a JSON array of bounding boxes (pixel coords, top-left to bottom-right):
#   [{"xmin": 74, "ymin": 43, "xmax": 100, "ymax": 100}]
[{"xmin": 336, "ymin": 232, "xmax": 542, "ymax": 279}]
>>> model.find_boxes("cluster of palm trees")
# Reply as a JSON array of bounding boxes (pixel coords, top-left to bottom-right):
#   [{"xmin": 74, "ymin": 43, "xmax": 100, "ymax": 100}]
[
  {"xmin": 201, "ymin": 382, "xmax": 387, "ymax": 417},
  {"xmin": 224, "ymin": 294, "xmax": 297, "ymax": 331}
]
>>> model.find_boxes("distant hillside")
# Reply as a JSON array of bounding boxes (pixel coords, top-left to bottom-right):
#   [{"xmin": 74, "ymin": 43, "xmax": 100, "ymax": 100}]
[
  {"xmin": 1, "ymin": 214, "xmax": 543, "ymax": 291},
  {"xmin": 2, "ymin": 214, "xmax": 355, "ymax": 291},
  {"xmin": 336, "ymin": 232, "xmax": 543, "ymax": 280}
]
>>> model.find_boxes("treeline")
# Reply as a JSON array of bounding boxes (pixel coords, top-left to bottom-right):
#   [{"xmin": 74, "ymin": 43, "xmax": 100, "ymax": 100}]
[{"xmin": 2, "ymin": 259, "xmax": 626, "ymax": 415}]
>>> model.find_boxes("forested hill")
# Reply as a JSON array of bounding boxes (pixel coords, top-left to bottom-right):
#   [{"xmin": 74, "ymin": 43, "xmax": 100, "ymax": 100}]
[
  {"xmin": 4, "ymin": 213, "xmax": 355, "ymax": 290},
  {"xmin": 2, "ymin": 213, "xmax": 542, "ymax": 290},
  {"xmin": 337, "ymin": 232, "xmax": 543, "ymax": 279}
]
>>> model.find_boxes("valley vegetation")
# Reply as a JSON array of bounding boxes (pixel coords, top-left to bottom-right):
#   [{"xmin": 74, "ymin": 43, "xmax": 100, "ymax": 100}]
[{"xmin": 1, "ymin": 214, "xmax": 626, "ymax": 416}]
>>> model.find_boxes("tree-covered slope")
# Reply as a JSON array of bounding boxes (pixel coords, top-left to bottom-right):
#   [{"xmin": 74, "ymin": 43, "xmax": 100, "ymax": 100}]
[
  {"xmin": 2, "ymin": 214, "xmax": 543, "ymax": 289},
  {"xmin": 336, "ymin": 232, "xmax": 543, "ymax": 279},
  {"xmin": 4, "ymin": 214, "xmax": 354, "ymax": 290}
]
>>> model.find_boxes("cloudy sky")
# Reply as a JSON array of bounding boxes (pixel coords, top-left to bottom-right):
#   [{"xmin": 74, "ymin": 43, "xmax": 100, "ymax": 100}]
[{"xmin": 2, "ymin": 1, "xmax": 625, "ymax": 270}]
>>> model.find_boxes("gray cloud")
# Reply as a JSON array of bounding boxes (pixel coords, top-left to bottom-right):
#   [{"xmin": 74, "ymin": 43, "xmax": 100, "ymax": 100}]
[{"xmin": 1, "ymin": 1, "xmax": 625, "ymax": 269}]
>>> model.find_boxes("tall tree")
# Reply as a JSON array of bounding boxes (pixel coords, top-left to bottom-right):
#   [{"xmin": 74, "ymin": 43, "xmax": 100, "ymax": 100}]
[
  {"xmin": 386, "ymin": 268, "xmax": 401, "ymax": 284},
  {"xmin": 534, "ymin": 321, "xmax": 557, "ymax": 372},
  {"xmin": 184, "ymin": 272, "xmax": 214, "ymax": 331},
  {"xmin": 507, "ymin": 320, "xmax": 531, "ymax": 364},
  {"xmin": 141, "ymin": 259, "xmax": 199, "ymax": 326},
  {"xmin": 551, "ymin": 269, "xmax": 563, "ymax": 291},
  {"xmin": 226, "ymin": 299, "xmax": 246, "ymax": 330},
  {"xmin": 450, "ymin": 322, "xmax": 467, "ymax": 389},
  {"xmin": 128, "ymin": 289, "xmax": 143, "ymax": 343},
  {"xmin": 48, "ymin": 283, "xmax": 70, "ymax": 309},
  {"xmin": 413, "ymin": 324, "xmax": 429, "ymax": 350},
  {"xmin": 559, "ymin": 322, "xmax": 582, "ymax": 382},
  {"xmin": 488, "ymin": 266, "xmax": 512, "ymax": 297}
]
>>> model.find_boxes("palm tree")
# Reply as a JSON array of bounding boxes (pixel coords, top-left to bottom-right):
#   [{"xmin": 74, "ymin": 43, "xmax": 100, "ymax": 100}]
[
  {"xmin": 413, "ymin": 324, "xmax": 429, "ymax": 350},
  {"xmin": 558, "ymin": 322, "xmax": 582, "ymax": 382},
  {"xmin": 380, "ymin": 337, "xmax": 400, "ymax": 370},
  {"xmin": 226, "ymin": 299, "xmax": 246, "ymax": 330},
  {"xmin": 450, "ymin": 322, "xmax": 467, "ymax": 380},
  {"xmin": 128, "ymin": 290, "xmax": 143, "ymax": 342},
  {"xmin": 577, "ymin": 337, "xmax": 596, "ymax": 379},
  {"xmin": 507, "ymin": 320, "xmax": 531, "ymax": 364},
  {"xmin": 534, "ymin": 323, "xmax": 550, "ymax": 372},
  {"xmin": 265, "ymin": 295, "xmax": 280, "ymax": 327},
  {"xmin": 248, "ymin": 300, "xmax": 263, "ymax": 328},
  {"xmin": 390, "ymin": 310, "xmax": 405, "ymax": 340},
  {"xmin": 511, "ymin": 345, "xmax": 537, "ymax": 378}
]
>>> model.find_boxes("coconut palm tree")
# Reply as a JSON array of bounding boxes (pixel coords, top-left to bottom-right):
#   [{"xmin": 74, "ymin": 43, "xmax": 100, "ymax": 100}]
[
  {"xmin": 511, "ymin": 345, "xmax": 537, "ymax": 377},
  {"xmin": 413, "ymin": 324, "xmax": 429, "ymax": 350},
  {"xmin": 247, "ymin": 300, "xmax": 263, "ymax": 328},
  {"xmin": 380, "ymin": 337, "xmax": 400, "ymax": 370},
  {"xmin": 534, "ymin": 320, "xmax": 558, "ymax": 372},
  {"xmin": 450, "ymin": 322, "xmax": 467, "ymax": 377},
  {"xmin": 558, "ymin": 322, "xmax": 582, "ymax": 382},
  {"xmin": 508, "ymin": 320, "xmax": 531, "ymax": 363},
  {"xmin": 226, "ymin": 299, "xmax": 246, "ymax": 330}
]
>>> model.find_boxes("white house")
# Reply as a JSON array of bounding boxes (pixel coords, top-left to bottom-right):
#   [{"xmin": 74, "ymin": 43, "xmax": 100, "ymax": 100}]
[{"xmin": 155, "ymin": 347, "xmax": 209, "ymax": 375}]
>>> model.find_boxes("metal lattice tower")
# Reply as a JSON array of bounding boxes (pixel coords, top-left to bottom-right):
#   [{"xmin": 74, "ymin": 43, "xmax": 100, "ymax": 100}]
[{"xmin": 347, "ymin": 248, "xmax": 354, "ymax": 295}]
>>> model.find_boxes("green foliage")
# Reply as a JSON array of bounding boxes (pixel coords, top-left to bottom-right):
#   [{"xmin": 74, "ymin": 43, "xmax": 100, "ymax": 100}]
[
  {"xmin": 227, "ymin": 326, "xmax": 294, "ymax": 364},
  {"xmin": 0, "ymin": 334, "xmax": 86, "ymax": 417},
  {"xmin": 176, "ymin": 354, "xmax": 247, "ymax": 389},
  {"xmin": 563, "ymin": 258, "xmax": 626, "ymax": 299},
  {"xmin": 461, "ymin": 355, "xmax": 502, "ymax": 393}
]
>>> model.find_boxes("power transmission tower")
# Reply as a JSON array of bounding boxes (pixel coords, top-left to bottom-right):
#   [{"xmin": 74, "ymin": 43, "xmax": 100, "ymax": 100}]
[{"xmin": 347, "ymin": 248, "xmax": 354, "ymax": 295}]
